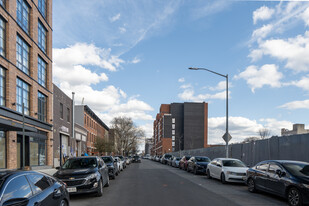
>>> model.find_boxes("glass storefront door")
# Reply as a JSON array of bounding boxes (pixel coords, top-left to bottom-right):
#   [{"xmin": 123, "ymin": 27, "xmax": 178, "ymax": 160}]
[{"xmin": 0, "ymin": 131, "xmax": 5, "ymax": 168}]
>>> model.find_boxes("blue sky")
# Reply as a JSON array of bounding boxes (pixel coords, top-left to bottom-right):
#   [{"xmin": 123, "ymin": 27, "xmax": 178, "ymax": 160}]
[{"xmin": 53, "ymin": 0, "xmax": 309, "ymax": 145}]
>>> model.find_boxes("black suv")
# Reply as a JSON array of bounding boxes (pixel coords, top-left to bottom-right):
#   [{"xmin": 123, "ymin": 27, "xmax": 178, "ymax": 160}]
[
  {"xmin": 0, "ymin": 170, "xmax": 69, "ymax": 206},
  {"xmin": 54, "ymin": 156, "xmax": 109, "ymax": 197},
  {"xmin": 132, "ymin": 155, "xmax": 141, "ymax": 163},
  {"xmin": 102, "ymin": 156, "xmax": 118, "ymax": 179}
]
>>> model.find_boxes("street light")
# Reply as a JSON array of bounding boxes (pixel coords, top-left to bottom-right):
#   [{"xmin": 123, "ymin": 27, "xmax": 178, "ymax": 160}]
[{"xmin": 188, "ymin": 67, "xmax": 230, "ymax": 158}]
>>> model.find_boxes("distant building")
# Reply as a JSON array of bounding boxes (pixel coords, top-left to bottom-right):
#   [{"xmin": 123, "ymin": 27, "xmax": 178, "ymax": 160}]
[
  {"xmin": 75, "ymin": 105, "xmax": 109, "ymax": 155},
  {"xmin": 281, "ymin": 124, "xmax": 309, "ymax": 136},
  {"xmin": 152, "ymin": 102, "xmax": 208, "ymax": 155},
  {"xmin": 145, "ymin": 138, "xmax": 153, "ymax": 155}
]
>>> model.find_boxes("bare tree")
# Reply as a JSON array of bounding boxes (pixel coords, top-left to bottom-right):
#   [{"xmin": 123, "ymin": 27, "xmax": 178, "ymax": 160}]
[
  {"xmin": 94, "ymin": 137, "xmax": 114, "ymax": 155},
  {"xmin": 111, "ymin": 117, "xmax": 145, "ymax": 156},
  {"xmin": 241, "ymin": 136, "xmax": 260, "ymax": 143},
  {"xmin": 258, "ymin": 128, "xmax": 271, "ymax": 139}
]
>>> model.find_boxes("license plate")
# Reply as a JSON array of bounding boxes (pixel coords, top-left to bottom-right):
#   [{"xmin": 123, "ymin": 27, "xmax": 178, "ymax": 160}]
[{"xmin": 67, "ymin": 187, "xmax": 77, "ymax": 193}]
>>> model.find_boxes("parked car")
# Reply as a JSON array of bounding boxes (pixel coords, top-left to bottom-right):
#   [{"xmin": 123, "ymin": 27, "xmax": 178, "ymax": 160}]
[
  {"xmin": 167, "ymin": 156, "xmax": 174, "ymax": 166},
  {"xmin": 206, "ymin": 158, "xmax": 248, "ymax": 184},
  {"xmin": 162, "ymin": 154, "xmax": 173, "ymax": 165},
  {"xmin": 125, "ymin": 157, "xmax": 131, "ymax": 165},
  {"xmin": 102, "ymin": 156, "xmax": 118, "ymax": 179},
  {"xmin": 247, "ymin": 160, "xmax": 309, "ymax": 206},
  {"xmin": 114, "ymin": 157, "xmax": 123, "ymax": 171},
  {"xmin": 172, "ymin": 157, "xmax": 181, "ymax": 168},
  {"xmin": 155, "ymin": 156, "xmax": 161, "ymax": 162},
  {"xmin": 179, "ymin": 156, "xmax": 192, "ymax": 170},
  {"xmin": 115, "ymin": 155, "xmax": 126, "ymax": 169},
  {"xmin": 132, "ymin": 155, "xmax": 141, "ymax": 163},
  {"xmin": 0, "ymin": 170, "xmax": 69, "ymax": 206},
  {"xmin": 187, "ymin": 156, "xmax": 211, "ymax": 174},
  {"xmin": 54, "ymin": 156, "xmax": 109, "ymax": 197}
]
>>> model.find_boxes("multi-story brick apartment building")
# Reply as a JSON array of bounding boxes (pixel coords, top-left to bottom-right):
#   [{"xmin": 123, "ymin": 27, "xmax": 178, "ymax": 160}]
[
  {"xmin": 75, "ymin": 105, "xmax": 109, "ymax": 155},
  {"xmin": 0, "ymin": 0, "xmax": 53, "ymax": 169},
  {"xmin": 152, "ymin": 102, "xmax": 208, "ymax": 155}
]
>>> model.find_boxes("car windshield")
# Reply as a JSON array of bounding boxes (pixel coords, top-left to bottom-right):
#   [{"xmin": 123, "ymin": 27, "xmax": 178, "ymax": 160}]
[
  {"xmin": 62, "ymin": 158, "xmax": 97, "ymax": 169},
  {"xmin": 116, "ymin": 156, "xmax": 124, "ymax": 160},
  {"xmin": 185, "ymin": 156, "xmax": 191, "ymax": 160},
  {"xmin": 196, "ymin": 157, "xmax": 210, "ymax": 162},
  {"xmin": 102, "ymin": 157, "xmax": 112, "ymax": 163},
  {"xmin": 133, "ymin": 156, "xmax": 140, "ymax": 159},
  {"xmin": 283, "ymin": 163, "xmax": 309, "ymax": 177},
  {"xmin": 222, "ymin": 160, "xmax": 246, "ymax": 167},
  {"xmin": 176, "ymin": 158, "xmax": 181, "ymax": 161}
]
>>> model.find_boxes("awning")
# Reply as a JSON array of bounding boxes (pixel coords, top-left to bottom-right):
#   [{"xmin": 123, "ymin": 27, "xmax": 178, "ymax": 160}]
[
  {"xmin": 17, "ymin": 132, "xmax": 47, "ymax": 140},
  {"xmin": 0, "ymin": 118, "xmax": 37, "ymax": 132}
]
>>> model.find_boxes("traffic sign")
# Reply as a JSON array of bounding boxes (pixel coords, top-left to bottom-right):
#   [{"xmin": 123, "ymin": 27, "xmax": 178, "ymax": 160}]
[{"xmin": 222, "ymin": 132, "xmax": 232, "ymax": 143}]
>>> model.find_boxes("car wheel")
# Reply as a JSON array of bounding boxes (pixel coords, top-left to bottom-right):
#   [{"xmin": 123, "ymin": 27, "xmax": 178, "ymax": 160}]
[
  {"xmin": 287, "ymin": 187, "xmax": 302, "ymax": 206},
  {"xmin": 221, "ymin": 173, "xmax": 226, "ymax": 184},
  {"xmin": 96, "ymin": 179, "xmax": 103, "ymax": 197},
  {"xmin": 194, "ymin": 167, "xmax": 197, "ymax": 175},
  {"xmin": 247, "ymin": 178, "xmax": 256, "ymax": 193},
  {"xmin": 206, "ymin": 169, "xmax": 212, "ymax": 179},
  {"xmin": 59, "ymin": 199, "xmax": 67, "ymax": 206}
]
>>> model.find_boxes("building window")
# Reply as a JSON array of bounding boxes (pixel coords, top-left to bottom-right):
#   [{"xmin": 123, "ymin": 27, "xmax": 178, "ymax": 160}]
[
  {"xmin": 16, "ymin": 35, "xmax": 29, "ymax": 75},
  {"xmin": 67, "ymin": 108, "xmax": 70, "ymax": 122},
  {"xmin": 0, "ymin": 17, "xmax": 5, "ymax": 57},
  {"xmin": 0, "ymin": 67, "xmax": 5, "ymax": 106},
  {"xmin": 172, "ymin": 124, "xmax": 175, "ymax": 129},
  {"xmin": 60, "ymin": 103, "xmax": 63, "ymax": 119},
  {"xmin": 0, "ymin": 0, "xmax": 5, "ymax": 8},
  {"xmin": 172, "ymin": 118, "xmax": 175, "ymax": 124},
  {"xmin": 16, "ymin": 0, "xmax": 30, "ymax": 33},
  {"xmin": 0, "ymin": 131, "xmax": 5, "ymax": 168},
  {"xmin": 38, "ymin": 56, "xmax": 46, "ymax": 87},
  {"xmin": 172, "ymin": 142, "xmax": 175, "ymax": 147},
  {"xmin": 16, "ymin": 78, "xmax": 29, "ymax": 115},
  {"xmin": 38, "ymin": 92, "xmax": 46, "ymax": 122},
  {"xmin": 38, "ymin": 21, "xmax": 46, "ymax": 53},
  {"xmin": 38, "ymin": 0, "xmax": 46, "ymax": 18},
  {"xmin": 172, "ymin": 130, "xmax": 175, "ymax": 135},
  {"xmin": 172, "ymin": 136, "xmax": 175, "ymax": 141},
  {"xmin": 30, "ymin": 137, "xmax": 46, "ymax": 166}
]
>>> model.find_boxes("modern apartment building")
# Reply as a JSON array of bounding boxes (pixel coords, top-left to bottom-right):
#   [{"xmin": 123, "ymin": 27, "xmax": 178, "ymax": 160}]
[
  {"xmin": 152, "ymin": 102, "xmax": 208, "ymax": 155},
  {"xmin": 0, "ymin": 0, "xmax": 53, "ymax": 169},
  {"xmin": 75, "ymin": 105, "xmax": 109, "ymax": 155}
]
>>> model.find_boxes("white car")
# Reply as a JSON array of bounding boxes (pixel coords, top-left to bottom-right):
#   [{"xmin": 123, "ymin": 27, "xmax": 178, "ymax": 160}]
[
  {"xmin": 114, "ymin": 157, "xmax": 123, "ymax": 171},
  {"xmin": 206, "ymin": 158, "xmax": 248, "ymax": 183}
]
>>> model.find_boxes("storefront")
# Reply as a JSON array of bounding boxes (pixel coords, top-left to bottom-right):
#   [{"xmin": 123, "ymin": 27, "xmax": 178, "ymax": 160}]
[{"xmin": 0, "ymin": 131, "xmax": 5, "ymax": 168}]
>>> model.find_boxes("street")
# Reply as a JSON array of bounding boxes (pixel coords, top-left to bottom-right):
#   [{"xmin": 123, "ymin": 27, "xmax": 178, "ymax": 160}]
[{"xmin": 70, "ymin": 160, "xmax": 287, "ymax": 206}]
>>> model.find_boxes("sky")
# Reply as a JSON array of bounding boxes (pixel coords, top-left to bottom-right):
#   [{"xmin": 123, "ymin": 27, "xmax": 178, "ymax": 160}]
[{"xmin": 53, "ymin": 0, "xmax": 309, "ymax": 147}]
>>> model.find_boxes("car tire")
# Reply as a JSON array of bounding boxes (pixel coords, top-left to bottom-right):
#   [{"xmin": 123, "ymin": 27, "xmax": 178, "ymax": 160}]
[
  {"xmin": 247, "ymin": 178, "xmax": 256, "ymax": 193},
  {"xmin": 59, "ymin": 199, "xmax": 67, "ymax": 206},
  {"xmin": 206, "ymin": 169, "xmax": 212, "ymax": 179},
  {"xmin": 287, "ymin": 187, "xmax": 302, "ymax": 206},
  {"xmin": 96, "ymin": 179, "xmax": 103, "ymax": 197},
  {"xmin": 221, "ymin": 173, "xmax": 226, "ymax": 184}
]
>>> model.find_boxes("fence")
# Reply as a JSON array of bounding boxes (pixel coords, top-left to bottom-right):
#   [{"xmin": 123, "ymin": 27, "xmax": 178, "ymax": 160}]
[{"xmin": 168, "ymin": 133, "xmax": 309, "ymax": 166}]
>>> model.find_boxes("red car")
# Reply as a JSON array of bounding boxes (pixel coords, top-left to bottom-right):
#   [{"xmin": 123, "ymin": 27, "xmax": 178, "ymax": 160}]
[{"xmin": 179, "ymin": 156, "xmax": 191, "ymax": 170}]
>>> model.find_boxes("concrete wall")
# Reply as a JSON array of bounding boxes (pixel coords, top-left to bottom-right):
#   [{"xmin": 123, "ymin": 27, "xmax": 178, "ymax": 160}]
[{"xmin": 169, "ymin": 133, "xmax": 309, "ymax": 166}]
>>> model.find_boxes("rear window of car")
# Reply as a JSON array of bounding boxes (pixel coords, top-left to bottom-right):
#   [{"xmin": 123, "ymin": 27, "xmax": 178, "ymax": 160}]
[
  {"xmin": 102, "ymin": 157, "xmax": 112, "ymax": 163},
  {"xmin": 185, "ymin": 156, "xmax": 191, "ymax": 160}
]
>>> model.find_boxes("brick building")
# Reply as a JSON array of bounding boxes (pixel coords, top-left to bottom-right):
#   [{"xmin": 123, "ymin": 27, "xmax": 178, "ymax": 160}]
[
  {"xmin": 152, "ymin": 102, "xmax": 208, "ymax": 156},
  {"xmin": 75, "ymin": 105, "xmax": 109, "ymax": 155},
  {"xmin": 0, "ymin": 0, "xmax": 53, "ymax": 169}
]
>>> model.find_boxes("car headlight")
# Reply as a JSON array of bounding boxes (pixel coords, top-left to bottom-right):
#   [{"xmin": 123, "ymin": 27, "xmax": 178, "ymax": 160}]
[
  {"xmin": 86, "ymin": 173, "xmax": 99, "ymax": 180},
  {"xmin": 303, "ymin": 184, "xmax": 309, "ymax": 189},
  {"xmin": 226, "ymin": 171, "xmax": 237, "ymax": 175}
]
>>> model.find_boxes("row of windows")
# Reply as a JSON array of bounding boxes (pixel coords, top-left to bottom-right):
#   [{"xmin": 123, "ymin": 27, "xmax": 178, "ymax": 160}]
[
  {"xmin": 59, "ymin": 103, "xmax": 70, "ymax": 123},
  {"xmin": 0, "ymin": 18, "xmax": 48, "ymax": 88},
  {"xmin": 0, "ymin": 67, "xmax": 47, "ymax": 122}
]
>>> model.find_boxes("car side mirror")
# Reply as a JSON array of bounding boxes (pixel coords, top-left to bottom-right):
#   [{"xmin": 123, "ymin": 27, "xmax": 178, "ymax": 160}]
[
  {"xmin": 217, "ymin": 164, "xmax": 222, "ymax": 167},
  {"xmin": 3, "ymin": 198, "xmax": 29, "ymax": 206}
]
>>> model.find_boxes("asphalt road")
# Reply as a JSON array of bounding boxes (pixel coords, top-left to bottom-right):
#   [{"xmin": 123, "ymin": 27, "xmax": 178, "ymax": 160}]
[{"xmin": 70, "ymin": 160, "xmax": 287, "ymax": 206}]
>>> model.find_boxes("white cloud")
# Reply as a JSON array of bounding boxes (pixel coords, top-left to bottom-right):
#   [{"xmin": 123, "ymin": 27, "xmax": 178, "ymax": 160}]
[
  {"xmin": 209, "ymin": 81, "xmax": 230, "ymax": 91},
  {"xmin": 249, "ymin": 32, "xmax": 309, "ymax": 72},
  {"xmin": 252, "ymin": 24, "xmax": 273, "ymax": 41},
  {"xmin": 253, "ymin": 6, "xmax": 275, "ymax": 24},
  {"xmin": 260, "ymin": 118, "xmax": 293, "ymax": 135},
  {"xmin": 53, "ymin": 43, "xmax": 124, "ymax": 72},
  {"xmin": 178, "ymin": 77, "xmax": 185, "ymax": 83},
  {"xmin": 234, "ymin": 64, "xmax": 283, "ymax": 93},
  {"xmin": 287, "ymin": 75, "xmax": 309, "ymax": 91},
  {"xmin": 109, "ymin": 13, "xmax": 121, "ymax": 22},
  {"xmin": 302, "ymin": 7, "xmax": 309, "ymax": 26},
  {"xmin": 130, "ymin": 57, "xmax": 141, "ymax": 64},
  {"xmin": 192, "ymin": 0, "xmax": 233, "ymax": 19},
  {"xmin": 279, "ymin": 99, "xmax": 309, "ymax": 110},
  {"xmin": 119, "ymin": 27, "xmax": 126, "ymax": 33},
  {"xmin": 178, "ymin": 86, "xmax": 229, "ymax": 102}
]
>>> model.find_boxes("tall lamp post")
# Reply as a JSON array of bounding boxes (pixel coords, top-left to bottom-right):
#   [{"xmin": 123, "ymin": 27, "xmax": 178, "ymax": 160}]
[{"xmin": 188, "ymin": 67, "xmax": 231, "ymax": 158}]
